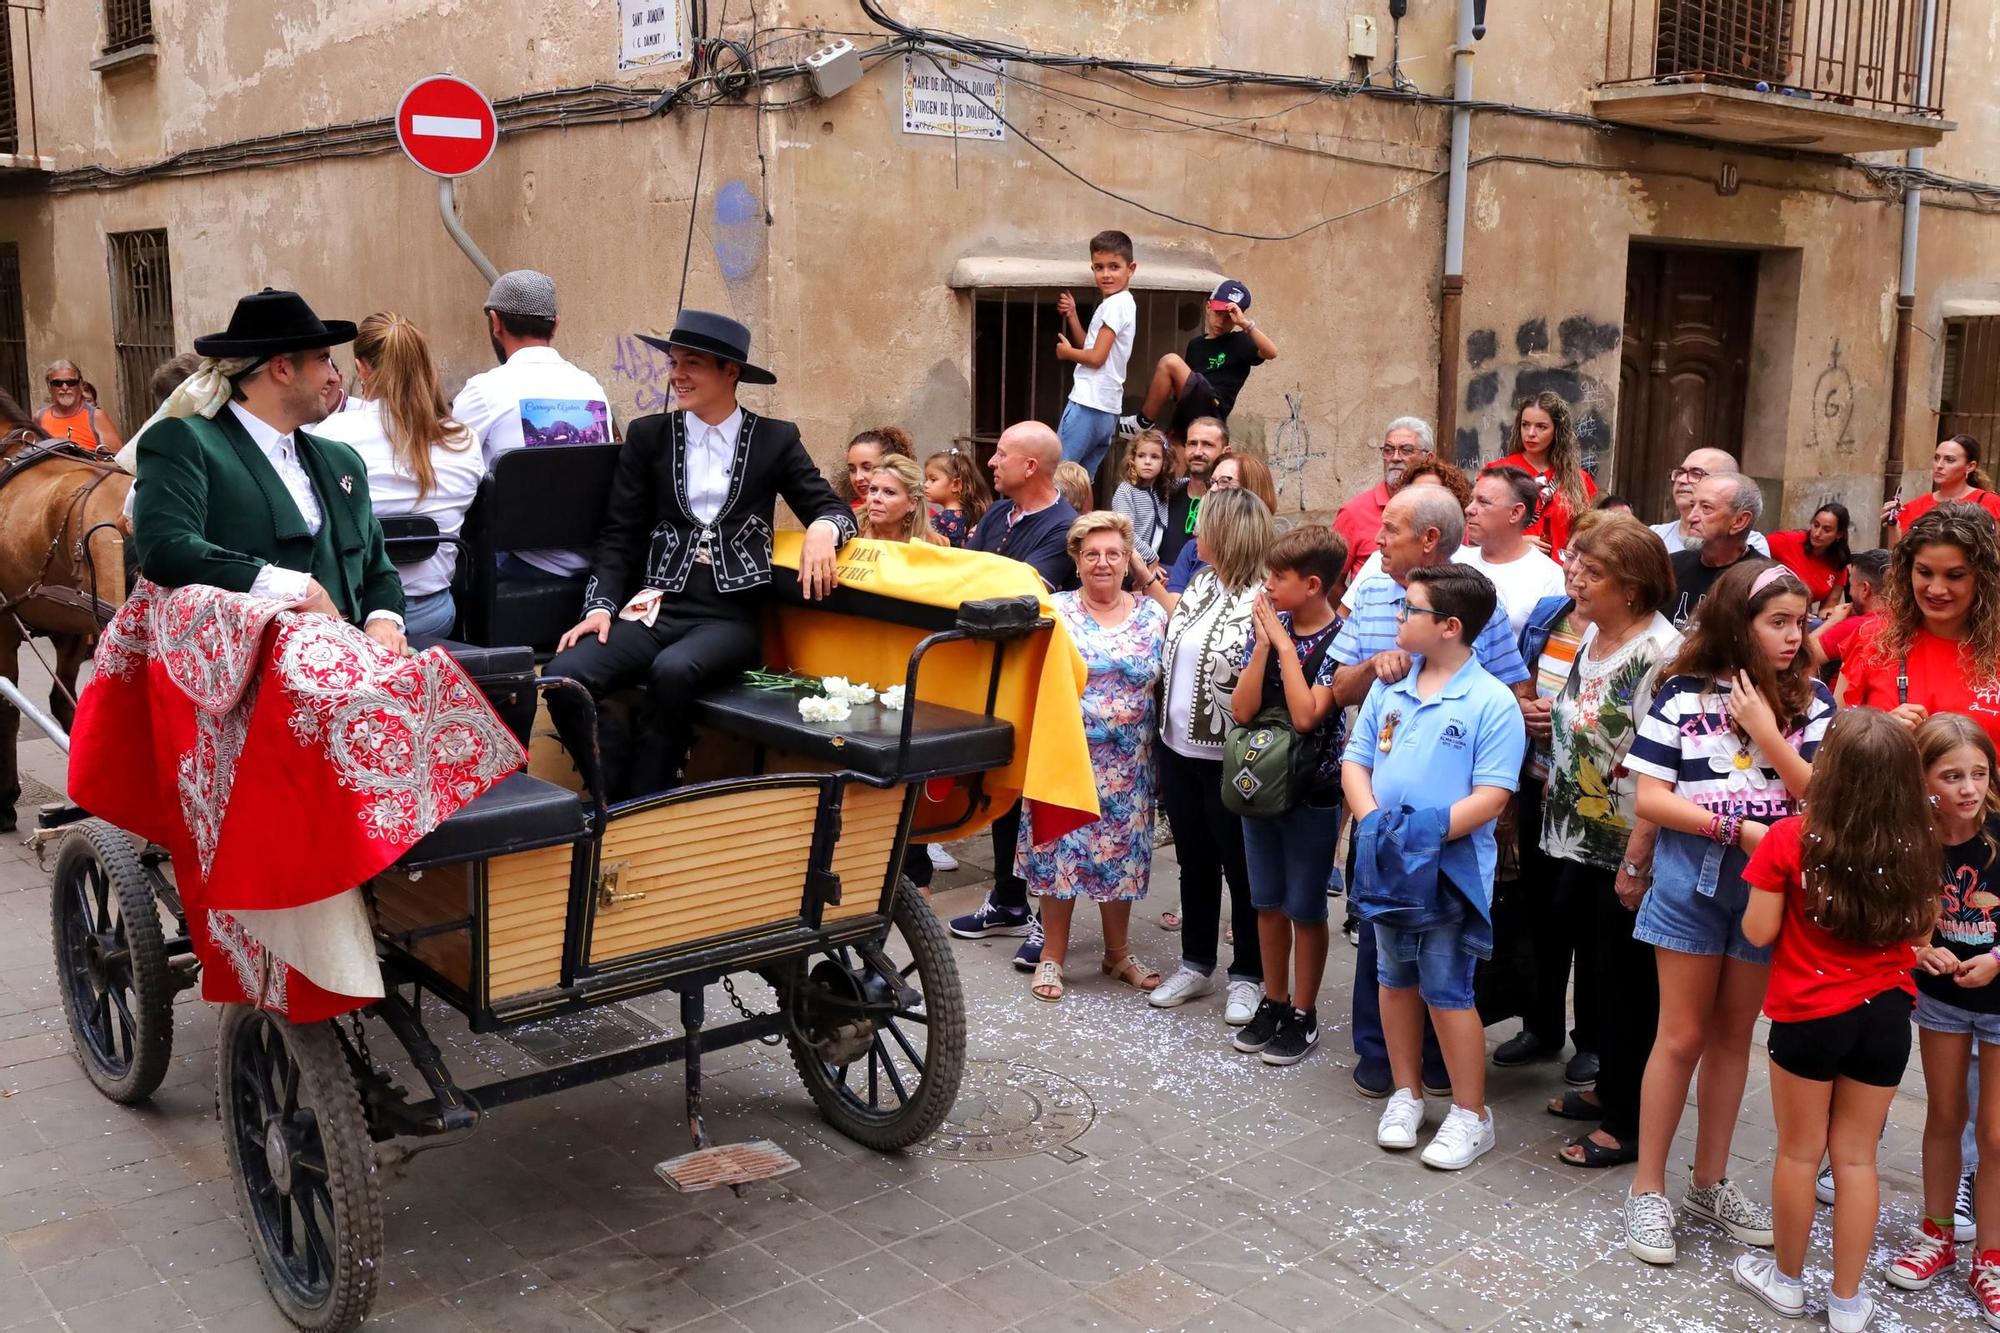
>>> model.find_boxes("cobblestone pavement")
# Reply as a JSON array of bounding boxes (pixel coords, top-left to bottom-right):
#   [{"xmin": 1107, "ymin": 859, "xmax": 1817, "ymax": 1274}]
[{"xmin": 0, "ymin": 691, "xmax": 1984, "ymax": 1332}]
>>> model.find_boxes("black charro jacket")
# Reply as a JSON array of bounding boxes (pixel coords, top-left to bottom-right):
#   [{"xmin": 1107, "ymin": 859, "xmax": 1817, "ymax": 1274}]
[{"xmin": 581, "ymin": 409, "xmax": 854, "ymax": 614}]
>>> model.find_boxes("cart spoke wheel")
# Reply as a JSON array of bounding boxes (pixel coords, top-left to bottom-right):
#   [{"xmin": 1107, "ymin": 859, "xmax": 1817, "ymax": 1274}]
[
  {"xmin": 219, "ymin": 1006, "xmax": 380, "ymax": 1332},
  {"xmin": 50, "ymin": 821, "xmax": 174, "ymax": 1103},
  {"xmin": 787, "ymin": 883, "xmax": 965, "ymax": 1151}
]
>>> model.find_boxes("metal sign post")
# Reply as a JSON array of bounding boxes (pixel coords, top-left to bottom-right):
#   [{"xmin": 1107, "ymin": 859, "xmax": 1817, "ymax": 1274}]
[{"xmin": 396, "ymin": 75, "xmax": 502, "ymax": 282}]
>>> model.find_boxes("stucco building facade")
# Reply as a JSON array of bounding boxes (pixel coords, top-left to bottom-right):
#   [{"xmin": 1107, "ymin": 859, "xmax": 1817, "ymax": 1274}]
[{"xmin": 2, "ymin": 0, "xmax": 1994, "ymax": 533}]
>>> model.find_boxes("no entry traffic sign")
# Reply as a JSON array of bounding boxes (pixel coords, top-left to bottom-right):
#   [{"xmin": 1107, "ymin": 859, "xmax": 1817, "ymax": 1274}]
[{"xmin": 395, "ymin": 75, "xmax": 498, "ymax": 178}]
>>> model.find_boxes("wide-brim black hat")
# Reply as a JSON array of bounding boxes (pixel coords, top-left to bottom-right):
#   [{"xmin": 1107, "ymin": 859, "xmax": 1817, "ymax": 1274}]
[
  {"xmin": 192, "ymin": 288, "xmax": 357, "ymax": 358},
  {"xmin": 636, "ymin": 309, "xmax": 776, "ymax": 386}
]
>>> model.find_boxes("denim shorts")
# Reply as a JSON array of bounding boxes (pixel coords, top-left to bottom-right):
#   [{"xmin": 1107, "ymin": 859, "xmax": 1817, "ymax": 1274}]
[
  {"xmin": 1057, "ymin": 399, "xmax": 1118, "ymax": 475},
  {"xmin": 1915, "ymin": 989, "xmax": 2000, "ymax": 1046},
  {"xmin": 1374, "ymin": 920, "xmax": 1478, "ymax": 1010},
  {"xmin": 1632, "ymin": 869, "xmax": 1772, "ymax": 965},
  {"xmin": 1242, "ymin": 800, "xmax": 1339, "ymax": 925}
]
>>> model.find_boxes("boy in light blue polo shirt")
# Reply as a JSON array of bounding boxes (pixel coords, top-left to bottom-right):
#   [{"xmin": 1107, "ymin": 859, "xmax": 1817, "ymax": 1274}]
[{"xmin": 1342, "ymin": 563, "xmax": 1527, "ymax": 1171}]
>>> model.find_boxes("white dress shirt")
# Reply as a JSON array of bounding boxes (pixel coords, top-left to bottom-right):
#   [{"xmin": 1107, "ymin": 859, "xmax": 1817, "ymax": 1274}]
[
  {"xmin": 684, "ymin": 407, "xmax": 742, "ymax": 528},
  {"xmin": 313, "ymin": 399, "xmax": 484, "ymax": 597},
  {"xmin": 230, "ymin": 402, "xmax": 401, "ymax": 628}
]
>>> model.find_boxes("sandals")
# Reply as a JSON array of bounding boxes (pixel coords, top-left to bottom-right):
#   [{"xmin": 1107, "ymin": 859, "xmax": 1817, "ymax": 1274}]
[
  {"xmin": 1547, "ymin": 1089, "xmax": 1603, "ymax": 1122},
  {"xmin": 1557, "ymin": 1131, "xmax": 1637, "ymax": 1169},
  {"xmin": 1102, "ymin": 953, "xmax": 1162, "ymax": 992},
  {"xmin": 1159, "ymin": 910, "xmax": 1182, "ymax": 932},
  {"xmin": 1031, "ymin": 960, "xmax": 1065, "ymax": 1002}
]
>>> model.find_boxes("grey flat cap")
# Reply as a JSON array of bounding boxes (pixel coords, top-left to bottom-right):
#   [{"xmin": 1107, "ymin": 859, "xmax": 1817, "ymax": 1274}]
[{"xmin": 484, "ymin": 270, "xmax": 557, "ymax": 319}]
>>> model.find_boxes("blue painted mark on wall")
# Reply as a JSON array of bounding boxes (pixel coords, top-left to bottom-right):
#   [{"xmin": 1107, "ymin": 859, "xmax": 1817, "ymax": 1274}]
[{"xmin": 713, "ymin": 180, "xmax": 764, "ymax": 282}]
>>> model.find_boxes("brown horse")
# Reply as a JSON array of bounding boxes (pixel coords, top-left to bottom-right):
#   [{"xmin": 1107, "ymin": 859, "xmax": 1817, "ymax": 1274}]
[{"xmin": 0, "ymin": 425, "xmax": 130, "ymax": 829}]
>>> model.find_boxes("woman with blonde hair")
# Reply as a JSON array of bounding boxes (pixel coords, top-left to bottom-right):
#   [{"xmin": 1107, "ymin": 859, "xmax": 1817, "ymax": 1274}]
[
  {"xmin": 856, "ymin": 454, "xmax": 947, "ymax": 546},
  {"xmin": 313, "ymin": 312, "xmax": 482, "ymax": 638}
]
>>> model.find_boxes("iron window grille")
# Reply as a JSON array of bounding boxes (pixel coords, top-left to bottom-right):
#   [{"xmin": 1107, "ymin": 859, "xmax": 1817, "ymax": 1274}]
[
  {"xmin": 0, "ymin": 243, "xmax": 25, "ymax": 407},
  {"xmin": 1940, "ymin": 316, "xmax": 2000, "ymax": 446},
  {"xmin": 107, "ymin": 229, "xmax": 174, "ymax": 432},
  {"xmin": 103, "ymin": 0, "xmax": 154, "ymax": 55}
]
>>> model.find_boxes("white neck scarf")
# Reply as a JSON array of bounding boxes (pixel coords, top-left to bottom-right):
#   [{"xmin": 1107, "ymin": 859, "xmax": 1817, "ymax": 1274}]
[{"xmin": 113, "ymin": 355, "xmax": 263, "ymax": 475}]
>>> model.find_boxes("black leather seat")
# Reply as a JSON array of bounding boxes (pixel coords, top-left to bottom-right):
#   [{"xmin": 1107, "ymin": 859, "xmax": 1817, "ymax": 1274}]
[
  {"xmin": 410, "ymin": 637, "xmax": 538, "ymax": 745},
  {"xmin": 692, "ymin": 684, "xmax": 1014, "ymax": 782},
  {"xmin": 461, "ymin": 443, "xmax": 623, "ymax": 658},
  {"xmin": 395, "ymin": 772, "xmax": 586, "ymax": 870}
]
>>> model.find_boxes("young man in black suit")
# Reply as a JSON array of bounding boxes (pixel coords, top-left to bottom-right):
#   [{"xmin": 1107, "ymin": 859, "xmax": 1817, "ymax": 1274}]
[{"xmin": 545, "ymin": 311, "xmax": 854, "ymax": 797}]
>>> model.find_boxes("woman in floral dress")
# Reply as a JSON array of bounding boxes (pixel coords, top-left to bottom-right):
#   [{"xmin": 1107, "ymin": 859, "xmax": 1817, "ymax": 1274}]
[
  {"xmin": 1022, "ymin": 512, "xmax": 1168, "ymax": 1001},
  {"xmin": 1537, "ymin": 514, "xmax": 1681, "ymax": 1167}
]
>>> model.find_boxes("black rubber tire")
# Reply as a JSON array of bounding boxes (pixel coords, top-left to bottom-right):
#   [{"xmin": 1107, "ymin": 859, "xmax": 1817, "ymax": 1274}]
[
  {"xmin": 50, "ymin": 819, "xmax": 174, "ymax": 1103},
  {"xmin": 788, "ymin": 882, "xmax": 966, "ymax": 1151},
  {"xmin": 218, "ymin": 1006, "xmax": 381, "ymax": 1333}
]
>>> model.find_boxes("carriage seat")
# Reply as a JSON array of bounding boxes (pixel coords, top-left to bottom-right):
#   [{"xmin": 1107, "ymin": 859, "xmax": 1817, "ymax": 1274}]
[
  {"xmin": 411, "ymin": 636, "xmax": 537, "ymax": 745},
  {"xmin": 691, "ymin": 686, "xmax": 1014, "ymax": 783},
  {"xmin": 394, "ymin": 771, "xmax": 586, "ymax": 871}
]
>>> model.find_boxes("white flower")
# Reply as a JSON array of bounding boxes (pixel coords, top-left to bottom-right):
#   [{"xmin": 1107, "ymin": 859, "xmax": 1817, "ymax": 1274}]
[
  {"xmin": 880, "ymin": 686, "xmax": 906, "ymax": 711},
  {"xmin": 798, "ymin": 695, "xmax": 853, "ymax": 723},
  {"xmin": 821, "ymin": 676, "xmax": 877, "ymax": 705}
]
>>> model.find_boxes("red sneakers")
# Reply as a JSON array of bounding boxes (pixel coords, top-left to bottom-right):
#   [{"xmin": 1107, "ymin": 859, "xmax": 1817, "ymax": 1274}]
[
  {"xmin": 1968, "ymin": 1249, "xmax": 2000, "ymax": 1326},
  {"xmin": 1887, "ymin": 1218, "xmax": 1958, "ymax": 1291}
]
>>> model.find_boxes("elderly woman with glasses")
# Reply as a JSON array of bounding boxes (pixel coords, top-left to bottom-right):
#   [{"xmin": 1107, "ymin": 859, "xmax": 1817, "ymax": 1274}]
[{"xmin": 1022, "ymin": 511, "xmax": 1169, "ymax": 1001}]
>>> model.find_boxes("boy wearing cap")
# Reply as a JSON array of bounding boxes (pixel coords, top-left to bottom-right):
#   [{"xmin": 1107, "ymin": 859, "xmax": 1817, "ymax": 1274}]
[
  {"xmin": 451, "ymin": 270, "xmax": 615, "ymax": 578},
  {"xmin": 1120, "ymin": 280, "xmax": 1278, "ymax": 442}
]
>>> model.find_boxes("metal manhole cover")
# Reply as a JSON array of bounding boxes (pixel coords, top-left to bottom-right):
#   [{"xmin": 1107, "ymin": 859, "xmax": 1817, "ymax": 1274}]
[
  {"xmin": 504, "ymin": 1004, "xmax": 662, "ymax": 1066},
  {"xmin": 19, "ymin": 775, "xmax": 59, "ymax": 805},
  {"xmin": 911, "ymin": 1060, "xmax": 1095, "ymax": 1161}
]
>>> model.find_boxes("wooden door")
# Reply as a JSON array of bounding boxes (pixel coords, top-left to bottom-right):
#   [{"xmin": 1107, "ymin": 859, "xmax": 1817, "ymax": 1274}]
[{"xmin": 1617, "ymin": 245, "xmax": 1759, "ymax": 522}]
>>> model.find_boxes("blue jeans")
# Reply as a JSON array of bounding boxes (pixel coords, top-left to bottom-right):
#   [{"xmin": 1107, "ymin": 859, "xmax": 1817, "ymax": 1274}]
[
  {"xmin": 401, "ymin": 588, "xmax": 457, "ymax": 639},
  {"xmin": 1352, "ymin": 919, "xmax": 1447, "ymax": 1082},
  {"xmin": 1058, "ymin": 400, "xmax": 1118, "ymax": 477},
  {"xmin": 1242, "ymin": 802, "xmax": 1338, "ymax": 925},
  {"xmin": 1375, "ymin": 920, "xmax": 1480, "ymax": 1010}
]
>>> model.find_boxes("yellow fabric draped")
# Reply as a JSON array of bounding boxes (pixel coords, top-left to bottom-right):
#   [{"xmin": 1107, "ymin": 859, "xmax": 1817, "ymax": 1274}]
[{"xmin": 768, "ymin": 533, "xmax": 1098, "ymax": 843}]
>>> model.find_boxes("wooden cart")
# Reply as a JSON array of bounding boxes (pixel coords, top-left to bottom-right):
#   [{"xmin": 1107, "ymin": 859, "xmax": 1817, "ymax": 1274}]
[{"xmin": 41, "ymin": 583, "xmax": 1050, "ymax": 1332}]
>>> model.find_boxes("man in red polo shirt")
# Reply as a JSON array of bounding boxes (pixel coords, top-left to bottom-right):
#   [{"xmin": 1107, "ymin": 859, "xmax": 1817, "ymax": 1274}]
[{"xmin": 1333, "ymin": 416, "xmax": 1431, "ymax": 580}]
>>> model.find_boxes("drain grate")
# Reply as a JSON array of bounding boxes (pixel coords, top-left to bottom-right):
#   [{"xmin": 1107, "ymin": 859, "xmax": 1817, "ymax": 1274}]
[
  {"xmin": 909, "ymin": 1060, "xmax": 1096, "ymax": 1161},
  {"xmin": 503, "ymin": 1004, "xmax": 663, "ymax": 1066},
  {"xmin": 655, "ymin": 1139, "xmax": 801, "ymax": 1192},
  {"xmin": 18, "ymin": 775, "xmax": 60, "ymax": 806}
]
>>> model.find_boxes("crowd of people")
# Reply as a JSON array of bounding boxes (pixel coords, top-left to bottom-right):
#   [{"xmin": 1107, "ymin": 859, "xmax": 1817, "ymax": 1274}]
[{"xmin": 20, "ymin": 227, "xmax": 2000, "ymax": 1331}]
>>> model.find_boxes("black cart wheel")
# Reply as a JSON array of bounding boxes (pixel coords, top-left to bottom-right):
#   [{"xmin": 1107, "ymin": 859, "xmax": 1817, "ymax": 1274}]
[
  {"xmin": 218, "ymin": 1006, "xmax": 381, "ymax": 1333},
  {"xmin": 51, "ymin": 819, "xmax": 173, "ymax": 1103},
  {"xmin": 788, "ymin": 882, "xmax": 966, "ymax": 1150}
]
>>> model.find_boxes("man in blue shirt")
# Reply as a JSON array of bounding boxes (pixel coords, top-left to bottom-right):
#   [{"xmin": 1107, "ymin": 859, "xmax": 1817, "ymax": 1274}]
[
  {"xmin": 1329, "ymin": 484, "xmax": 1533, "ymax": 1099},
  {"xmin": 950, "ymin": 421, "xmax": 1080, "ymax": 964}
]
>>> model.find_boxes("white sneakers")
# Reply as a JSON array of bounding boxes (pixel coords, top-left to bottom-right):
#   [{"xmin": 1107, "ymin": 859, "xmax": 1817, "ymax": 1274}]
[
  {"xmin": 1148, "ymin": 966, "xmax": 1220, "ymax": 1008},
  {"xmin": 1372, "ymin": 1089, "xmax": 1493, "ymax": 1169},
  {"xmin": 1732, "ymin": 1254, "xmax": 1806, "ymax": 1318},
  {"xmin": 1223, "ymin": 979, "xmax": 1261, "ymax": 1026},
  {"xmin": 1376, "ymin": 1089, "xmax": 1425, "ymax": 1149}
]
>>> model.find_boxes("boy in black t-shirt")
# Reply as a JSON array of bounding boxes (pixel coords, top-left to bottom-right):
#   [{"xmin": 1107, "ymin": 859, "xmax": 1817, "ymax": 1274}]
[{"xmin": 1119, "ymin": 279, "xmax": 1278, "ymax": 442}]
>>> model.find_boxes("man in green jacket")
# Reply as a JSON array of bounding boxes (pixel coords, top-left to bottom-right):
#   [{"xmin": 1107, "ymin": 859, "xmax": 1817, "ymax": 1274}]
[{"xmin": 131, "ymin": 289, "xmax": 406, "ymax": 653}]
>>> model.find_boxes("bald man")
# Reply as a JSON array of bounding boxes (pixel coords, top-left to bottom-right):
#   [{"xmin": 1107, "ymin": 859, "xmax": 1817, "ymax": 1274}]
[
  {"xmin": 1650, "ymin": 447, "xmax": 1770, "ymax": 556},
  {"xmin": 963, "ymin": 421, "xmax": 1081, "ymax": 593},
  {"xmin": 948, "ymin": 421, "xmax": 1083, "ymax": 961}
]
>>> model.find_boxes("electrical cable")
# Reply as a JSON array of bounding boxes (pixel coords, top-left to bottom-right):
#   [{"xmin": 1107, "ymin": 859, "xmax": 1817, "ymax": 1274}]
[{"xmin": 677, "ymin": 0, "xmax": 725, "ymax": 309}]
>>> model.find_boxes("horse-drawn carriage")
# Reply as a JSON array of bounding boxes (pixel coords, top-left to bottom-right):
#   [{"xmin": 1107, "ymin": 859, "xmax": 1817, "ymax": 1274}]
[{"xmin": 27, "ymin": 528, "xmax": 1085, "ymax": 1332}]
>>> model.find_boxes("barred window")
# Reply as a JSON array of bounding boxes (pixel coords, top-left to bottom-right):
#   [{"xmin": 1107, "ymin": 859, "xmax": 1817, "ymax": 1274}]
[
  {"xmin": 0, "ymin": 244, "xmax": 25, "ymax": 407},
  {"xmin": 107, "ymin": 229, "xmax": 174, "ymax": 432},
  {"xmin": 104, "ymin": 0, "xmax": 154, "ymax": 55},
  {"xmin": 1941, "ymin": 317, "xmax": 2000, "ymax": 447},
  {"xmin": 0, "ymin": 7, "xmax": 17, "ymax": 156}
]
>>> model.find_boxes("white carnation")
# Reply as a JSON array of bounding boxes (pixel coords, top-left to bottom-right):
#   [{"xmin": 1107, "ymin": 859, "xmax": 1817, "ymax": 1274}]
[
  {"xmin": 798, "ymin": 695, "xmax": 853, "ymax": 723},
  {"xmin": 821, "ymin": 676, "xmax": 877, "ymax": 704},
  {"xmin": 879, "ymin": 686, "xmax": 906, "ymax": 711}
]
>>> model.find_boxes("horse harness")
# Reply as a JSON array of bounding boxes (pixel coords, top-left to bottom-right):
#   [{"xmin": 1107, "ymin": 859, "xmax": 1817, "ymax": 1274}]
[{"xmin": 0, "ymin": 430, "xmax": 127, "ymax": 628}]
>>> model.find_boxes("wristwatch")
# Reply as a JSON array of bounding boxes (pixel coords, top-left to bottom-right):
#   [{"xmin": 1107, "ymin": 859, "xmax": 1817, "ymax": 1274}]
[{"xmin": 1621, "ymin": 860, "xmax": 1652, "ymax": 881}]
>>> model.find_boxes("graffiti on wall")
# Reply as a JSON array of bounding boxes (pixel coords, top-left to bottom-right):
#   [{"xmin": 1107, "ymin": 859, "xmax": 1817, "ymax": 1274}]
[
  {"xmin": 1812, "ymin": 341, "xmax": 1858, "ymax": 453},
  {"xmin": 1268, "ymin": 391, "xmax": 1328, "ymax": 514},
  {"xmin": 611, "ymin": 334, "xmax": 674, "ymax": 415},
  {"xmin": 1459, "ymin": 315, "xmax": 1619, "ymax": 474}
]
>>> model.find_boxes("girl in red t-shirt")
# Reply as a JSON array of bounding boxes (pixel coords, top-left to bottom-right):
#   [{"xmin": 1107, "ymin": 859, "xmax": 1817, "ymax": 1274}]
[
  {"xmin": 1766, "ymin": 503, "xmax": 1851, "ymax": 612},
  {"xmin": 1885, "ymin": 435, "xmax": 2000, "ymax": 532},
  {"xmin": 1736, "ymin": 709, "xmax": 1937, "ymax": 1328},
  {"xmin": 1841, "ymin": 505, "xmax": 2000, "ymax": 752},
  {"xmin": 1495, "ymin": 390, "xmax": 1597, "ymax": 558}
]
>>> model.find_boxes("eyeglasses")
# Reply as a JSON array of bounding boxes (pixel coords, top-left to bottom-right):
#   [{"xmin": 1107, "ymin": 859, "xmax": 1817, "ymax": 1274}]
[
  {"xmin": 1394, "ymin": 600, "xmax": 1455, "ymax": 624},
  {"xmin": 1079, "ymin": 549, "xmax": 1125, "ymax": 565},
  {"xmin": 1670, "ymin": 466, "xmax": 1710, "ymax": 483},
  {"xmin": 1210, "ymin": 475, "xmax": 1240, "ymax": 489},
  {"xmin": 1378, "ymin": 444, "xmax": 1421, "ymax": 459},
  {"xmin": 46, "ymin": 378, "xmax": 80, "ymax": 388}
]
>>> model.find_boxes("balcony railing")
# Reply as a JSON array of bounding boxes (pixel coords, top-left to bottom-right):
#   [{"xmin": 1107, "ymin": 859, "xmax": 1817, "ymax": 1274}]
[{"xmin": 1603, "ymin": 0, "xmax": 1949, "ymax": 116}]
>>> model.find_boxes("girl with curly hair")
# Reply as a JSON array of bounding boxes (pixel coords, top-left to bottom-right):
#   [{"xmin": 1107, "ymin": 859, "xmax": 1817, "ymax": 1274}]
[
  {"xmin": 1842, "ymin": 505, "xmax": 2000, "ymax": 749},
  {"xmin": 1496, "ymin": 391, "xmax": 1597, "ymax": 557}
]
